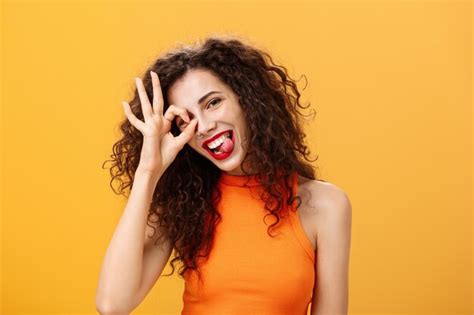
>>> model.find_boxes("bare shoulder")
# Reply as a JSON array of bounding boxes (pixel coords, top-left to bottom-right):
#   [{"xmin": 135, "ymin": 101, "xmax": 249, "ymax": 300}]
[
  {"xmin": 297, "ymin": 175, "xmax": 351, "ymax": 214},
  {"xmin": 297, "ymin": 175, "xmax": 352, "ymax": 244}
]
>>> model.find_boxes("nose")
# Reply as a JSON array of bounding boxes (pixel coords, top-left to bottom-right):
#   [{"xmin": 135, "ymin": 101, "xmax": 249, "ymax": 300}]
[{"xmin": 196, "ymin": 118, "xmax": 216, "ymax": 138}]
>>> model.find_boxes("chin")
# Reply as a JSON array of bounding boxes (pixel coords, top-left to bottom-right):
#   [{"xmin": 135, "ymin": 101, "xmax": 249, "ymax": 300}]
[{"xmin": 216, "ymin": 154, "xmax": 243, "ymax": 168}]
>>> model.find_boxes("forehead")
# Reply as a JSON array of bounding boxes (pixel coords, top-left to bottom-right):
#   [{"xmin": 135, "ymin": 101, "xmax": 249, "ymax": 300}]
[{"xmin": 167, "ymin": 69, "xmax": 227, "ymax": 108}]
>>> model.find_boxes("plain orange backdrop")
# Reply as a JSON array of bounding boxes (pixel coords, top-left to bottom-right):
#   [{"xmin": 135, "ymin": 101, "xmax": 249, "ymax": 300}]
[{"xmin": 1, "ymin": 0, "xmax": 472, "ymax": 314}]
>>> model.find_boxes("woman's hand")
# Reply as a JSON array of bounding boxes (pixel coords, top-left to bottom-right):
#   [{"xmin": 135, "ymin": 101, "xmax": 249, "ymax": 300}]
[{"xmin": 121, "ymin": 71, "xmax": 197, "ymax": 174}]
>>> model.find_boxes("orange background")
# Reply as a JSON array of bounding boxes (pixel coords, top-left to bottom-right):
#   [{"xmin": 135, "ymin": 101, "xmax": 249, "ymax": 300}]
[{"xmin": 1, "ymin": 0, "xmax": 472, "ymax": 314}]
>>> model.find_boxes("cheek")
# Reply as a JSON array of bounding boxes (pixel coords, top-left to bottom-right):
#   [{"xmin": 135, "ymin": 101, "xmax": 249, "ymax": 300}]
[
  {"xmin": 214, "ymin": 109, "xmax": 229, "ymax": 121},
  {"xmin": 217, "ymin": 107, "xmax": 243, "ymax": 125}
]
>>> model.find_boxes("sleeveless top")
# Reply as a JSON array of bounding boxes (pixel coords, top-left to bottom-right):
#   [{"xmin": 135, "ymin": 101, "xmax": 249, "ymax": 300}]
[{"xmin": 181, "ymin": 171, "xmax": 315, "ymax": 315}]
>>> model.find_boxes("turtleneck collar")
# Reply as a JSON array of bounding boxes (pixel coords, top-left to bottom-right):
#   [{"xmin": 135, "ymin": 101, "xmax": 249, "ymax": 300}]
[
  {"xmin": 219, "ymin": 169, "xmax": 295, "ymax": 187},
  {"xmin": 219, "ymin": 172, "xmax": 263, "ymax": 187}
]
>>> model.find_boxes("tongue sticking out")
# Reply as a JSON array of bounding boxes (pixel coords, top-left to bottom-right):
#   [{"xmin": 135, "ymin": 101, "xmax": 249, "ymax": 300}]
[
  {"xmin": 215, "ymin": 137, "xmax": 234, "ymax": 154},
  {"xmin": 221, "ymin": 137, "xmax": 234, "ymax": 152}
]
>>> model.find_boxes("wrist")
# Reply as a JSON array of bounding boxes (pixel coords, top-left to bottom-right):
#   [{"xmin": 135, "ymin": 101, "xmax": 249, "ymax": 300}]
[{"xmin": 136, "ymin": 165, "xmax": 163, "ymax": 180}]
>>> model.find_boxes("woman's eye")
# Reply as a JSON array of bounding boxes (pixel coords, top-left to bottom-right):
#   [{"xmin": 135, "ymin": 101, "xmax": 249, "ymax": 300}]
[
  {"xmin": 206, "ymin": 98, "xmax": 221, "ymax": 109},
  {"xmin": 176, "ymin": 118, "xmax": 187, "ymax": 128}
]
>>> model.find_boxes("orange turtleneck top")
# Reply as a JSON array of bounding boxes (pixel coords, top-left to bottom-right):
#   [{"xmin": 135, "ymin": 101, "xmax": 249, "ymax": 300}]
[{"xmin": 181, "ymin": 171, "xmax": 316, "ymax": 315}]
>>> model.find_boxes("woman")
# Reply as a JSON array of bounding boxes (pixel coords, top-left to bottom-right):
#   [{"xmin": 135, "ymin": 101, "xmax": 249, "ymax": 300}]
[{"xmin": 96, "ymin": 35, "xmax": 352, "ymax": 315}]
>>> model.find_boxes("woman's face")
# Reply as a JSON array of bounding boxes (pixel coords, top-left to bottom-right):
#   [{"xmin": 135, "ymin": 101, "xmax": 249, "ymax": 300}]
[{"xmin": 167, "ymin": 68, "xmax": 253, "ymax": 175}]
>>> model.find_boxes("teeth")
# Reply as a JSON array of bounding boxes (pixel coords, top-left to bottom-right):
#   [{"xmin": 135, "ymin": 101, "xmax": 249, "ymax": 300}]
[{"xmin": 207, "ymin": 132, "xmax": 231, "ymax": 149}]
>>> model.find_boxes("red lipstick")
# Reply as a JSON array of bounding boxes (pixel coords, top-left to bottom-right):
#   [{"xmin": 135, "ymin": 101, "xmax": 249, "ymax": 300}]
[
  {"xmin": 202, "ymin": 130, "xmax": 231, "ymax": 149},
  {"xmin": 202, "ymin": 130, "xmax": 235, "ymax": 161}
]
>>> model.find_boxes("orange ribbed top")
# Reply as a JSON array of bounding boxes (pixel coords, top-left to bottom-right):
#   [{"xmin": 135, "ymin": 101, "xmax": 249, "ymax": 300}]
[{"xmin": 181, "ymin": 171, "xmax": 315, "ymax": 315}]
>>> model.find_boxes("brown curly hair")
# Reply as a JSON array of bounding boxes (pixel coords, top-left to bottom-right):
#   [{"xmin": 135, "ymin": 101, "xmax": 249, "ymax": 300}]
[{"xmin": 102, "ymin": 35, "xmax": 324, "ymax": 285}]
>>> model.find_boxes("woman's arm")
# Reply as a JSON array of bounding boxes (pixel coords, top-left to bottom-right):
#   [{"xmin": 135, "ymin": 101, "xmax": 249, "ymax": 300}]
[
  {"xmin": 310, "ymin": 182, "xmax": 352, "ymax": 315},
  {"xmin": 95, "ymin": 167, "xmax": 163, "ymax": 314},
  {"xmin": 95, "ymin": 71, "xmax": 196, "ymax": 314}
]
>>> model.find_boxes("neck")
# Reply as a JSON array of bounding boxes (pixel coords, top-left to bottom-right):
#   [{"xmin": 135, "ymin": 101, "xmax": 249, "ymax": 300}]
[{"xmin": 224, "ymin": 159, "xmax": 258, "ymax": 176}]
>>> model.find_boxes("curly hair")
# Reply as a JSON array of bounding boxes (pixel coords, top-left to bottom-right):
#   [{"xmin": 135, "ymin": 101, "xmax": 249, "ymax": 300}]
[{"xmin": 102, "ymin": 34, "xmax": 324, "ymax": 285}]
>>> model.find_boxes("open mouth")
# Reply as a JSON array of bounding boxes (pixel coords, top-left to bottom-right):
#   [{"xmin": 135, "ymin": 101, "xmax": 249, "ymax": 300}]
[{"xmin": 203, "ymin": 130, "xmax": 235, "ymax": 159}]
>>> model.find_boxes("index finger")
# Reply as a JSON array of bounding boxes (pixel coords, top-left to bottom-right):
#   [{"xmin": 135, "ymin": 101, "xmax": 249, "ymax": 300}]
[{"xmin": 150, "ymin": 71, "xmax": 164, "ymax": 116}]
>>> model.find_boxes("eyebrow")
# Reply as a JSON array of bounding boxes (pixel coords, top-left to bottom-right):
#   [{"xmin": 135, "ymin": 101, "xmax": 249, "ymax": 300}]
[{"xmin": 198, "ymin": 91, "xmax": 222, "ymax": 105}]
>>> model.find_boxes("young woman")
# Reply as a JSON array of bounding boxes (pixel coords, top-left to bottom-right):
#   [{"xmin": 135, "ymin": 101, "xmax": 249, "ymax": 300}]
[{"xmin": 96, "ymin": 35, "xmax": 352, "ymax": 315}]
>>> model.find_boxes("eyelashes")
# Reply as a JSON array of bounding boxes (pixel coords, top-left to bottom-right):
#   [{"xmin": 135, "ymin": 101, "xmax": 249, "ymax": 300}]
[{"xmin": 207, "ymin": 98, "xmax": 221, "ymax": 108}]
